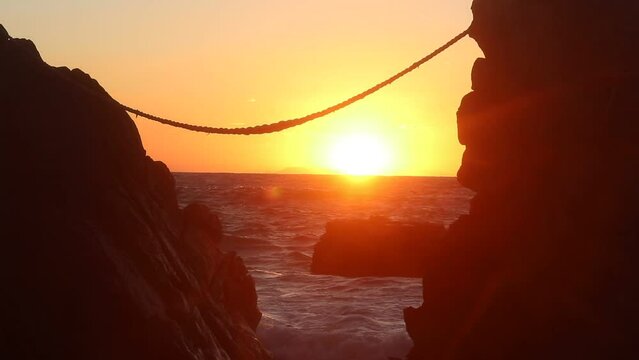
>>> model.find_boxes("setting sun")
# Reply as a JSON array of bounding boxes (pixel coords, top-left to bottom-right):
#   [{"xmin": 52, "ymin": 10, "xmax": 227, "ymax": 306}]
[{"xmin": 328, "ymin": 133, "xmax": 393, "ymax": 176}]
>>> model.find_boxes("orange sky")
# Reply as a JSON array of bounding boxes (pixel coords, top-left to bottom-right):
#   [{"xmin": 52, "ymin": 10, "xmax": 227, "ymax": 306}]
[{"xmin": 2, "ymin": 0, "xmax": 481, "ymax": 176}]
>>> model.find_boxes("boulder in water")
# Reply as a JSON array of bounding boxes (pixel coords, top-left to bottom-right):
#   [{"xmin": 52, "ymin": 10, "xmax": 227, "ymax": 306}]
[{"xmin": 311, "ymin": 217, "xmax": 446, "ymax": 278}]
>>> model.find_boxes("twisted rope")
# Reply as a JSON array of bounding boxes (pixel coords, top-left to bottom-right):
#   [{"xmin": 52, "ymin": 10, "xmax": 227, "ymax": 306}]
[{"xmin": 119, "ymin": 29, "xmax": 469, "ymax": 135}]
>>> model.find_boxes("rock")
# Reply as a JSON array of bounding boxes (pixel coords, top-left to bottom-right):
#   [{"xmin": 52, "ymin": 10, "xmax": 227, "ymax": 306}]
[
  {"xmin": 311, "ymin": 217, "xmax": 446, "ymax": 278},
  {"xmin": 470, "ymin": 57, "xmax": 492, "ymax": 92},
  {"xmin": 215, "ymin": 253, "xmax": 262, "ymax": 330},
  {"xmin": 0, "ymin": 24, "xmax": 8, "ymax": 41},
  {"xmin": 182, "ymin": 203, "xmax": 223, "ymax": 243},
  {"xmin": 0, "ymin": 24, "xmax": 271, "ymax": 360},
  {"xmin": 405, "ymin": 2, "xmax": 639, "ymax": 359},
  {"xmin": 176, "ymin": 203, "xmax": 226, "ymax": 287}
]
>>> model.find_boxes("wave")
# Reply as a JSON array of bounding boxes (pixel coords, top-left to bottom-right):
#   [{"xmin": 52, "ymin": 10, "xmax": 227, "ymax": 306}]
[
  {"xmin": 192, "ymin": 185, "xmax": 342, "ymax": 205},
  {"xmin": 286, "ymin": 251, "xmax": 312, "ymax": 263},
  {"xmin": 174, "ymin": 173, "xmax": 474, "ymax": 360},
  {"xmin": 257, "ymin": 320, "xmax": 412, "ymax": 360}
]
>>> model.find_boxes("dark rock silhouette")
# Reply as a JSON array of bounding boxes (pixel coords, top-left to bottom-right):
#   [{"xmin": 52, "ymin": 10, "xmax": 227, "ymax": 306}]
[
  {"xmin": 405, "ymin": 1, "xmax": 639, "ymax": 359},
  {"xmin": 311, "ymin": 217, "xmax": 446, "ymax": 278},
  {"xmin": 0, "ymin": 27, "xmax": 270, "ymax": 359}
]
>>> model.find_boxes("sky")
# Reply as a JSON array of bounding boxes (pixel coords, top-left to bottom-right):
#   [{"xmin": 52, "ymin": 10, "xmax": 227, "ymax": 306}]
[{"xmin": 1, "ymin": 0, "xmax": 481, "ymax": 176}]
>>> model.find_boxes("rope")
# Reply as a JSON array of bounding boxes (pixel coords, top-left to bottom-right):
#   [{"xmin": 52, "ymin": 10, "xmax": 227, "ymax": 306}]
[
  {"xmin": 4, "ymin": 26, "xmax": 468, "ymax": 135},
  {"xmin": 118, "ymin": 29, "xmax": 469, "ymax": 135}
]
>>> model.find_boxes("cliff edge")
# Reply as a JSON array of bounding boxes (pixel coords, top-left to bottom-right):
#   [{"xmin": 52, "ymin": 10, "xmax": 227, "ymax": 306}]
[
  {"xmin": 405, "ymin": 1, "xmax": 639, "ymax": 359},
  {"xmin": 0, "ymin": 26, "xmax": 270, "ymax": 360}
]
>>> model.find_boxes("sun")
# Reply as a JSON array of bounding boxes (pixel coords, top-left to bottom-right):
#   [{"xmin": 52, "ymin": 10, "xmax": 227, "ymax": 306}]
[{"xmin": 328, "ymin": 133, "xmax": 393, "ymax": 176}]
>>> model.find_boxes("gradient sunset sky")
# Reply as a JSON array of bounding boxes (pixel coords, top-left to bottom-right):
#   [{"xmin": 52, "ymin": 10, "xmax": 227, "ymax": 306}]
[{"xmin": 2, "ymin": 0, "xmax": 481, "ymax": 176}]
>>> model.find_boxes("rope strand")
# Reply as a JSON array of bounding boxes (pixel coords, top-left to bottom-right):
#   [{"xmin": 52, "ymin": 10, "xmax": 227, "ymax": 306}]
[{"xmin": 118, "ymin": 29, "xmax": 469, "ymax": 135}]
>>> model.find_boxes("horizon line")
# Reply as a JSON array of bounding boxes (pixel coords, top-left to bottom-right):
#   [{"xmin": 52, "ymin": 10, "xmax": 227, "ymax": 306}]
[{"xmin": 171, "ymin": 170, "xmax": 457, "ymax": 179}]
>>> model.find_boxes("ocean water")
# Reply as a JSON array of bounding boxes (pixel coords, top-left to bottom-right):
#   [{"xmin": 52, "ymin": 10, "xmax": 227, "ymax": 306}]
[{"xmin": 175, "ymin": 173, "xmax": 474, "ymax": 360}]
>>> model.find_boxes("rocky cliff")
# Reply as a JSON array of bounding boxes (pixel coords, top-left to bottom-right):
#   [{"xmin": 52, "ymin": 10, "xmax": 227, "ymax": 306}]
[
  {"xmin": 0, "ymin": 26, "xmax": 271, "ymax": 360},
  {"xmin": 405, "ymin": 1, "xmax": 639, "ymax": 359}
]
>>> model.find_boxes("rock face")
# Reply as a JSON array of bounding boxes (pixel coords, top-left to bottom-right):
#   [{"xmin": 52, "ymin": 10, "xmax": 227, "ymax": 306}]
[
  {"xmin": 405, "ymin": 2, "xmax": 639, "ymax": 359},
  {"xmin": 1, "ymin": 27, "xmax": 270, "ymax": 359},
  {"xmin": 311, "ymin": 217, "xmax": 446, "ymax": 278}
]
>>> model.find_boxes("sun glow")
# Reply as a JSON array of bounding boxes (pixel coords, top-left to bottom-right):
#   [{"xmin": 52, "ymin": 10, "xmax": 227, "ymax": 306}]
[{"xmin": 328, "ymin": 133, "xmax": 393, "ymax": 176}]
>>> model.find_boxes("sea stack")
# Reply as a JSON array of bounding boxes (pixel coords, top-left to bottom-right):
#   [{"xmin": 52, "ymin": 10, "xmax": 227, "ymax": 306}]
[
  {"xmin": 311, "ymin": 217, "xmax": 446, "ymax": 278},
  {"xmin": 404, "ymin": 1, "xmax": 639, "ymax": 359},
  {"xmin": 0, "ymin": 26, "xmax": 271, "ymax": 359}
]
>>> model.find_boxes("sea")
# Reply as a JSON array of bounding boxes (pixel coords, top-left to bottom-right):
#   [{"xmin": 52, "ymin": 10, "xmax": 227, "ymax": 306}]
[{"xmin": 174, "ymin": 173, "xmax": 474, "ymax": 360}]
